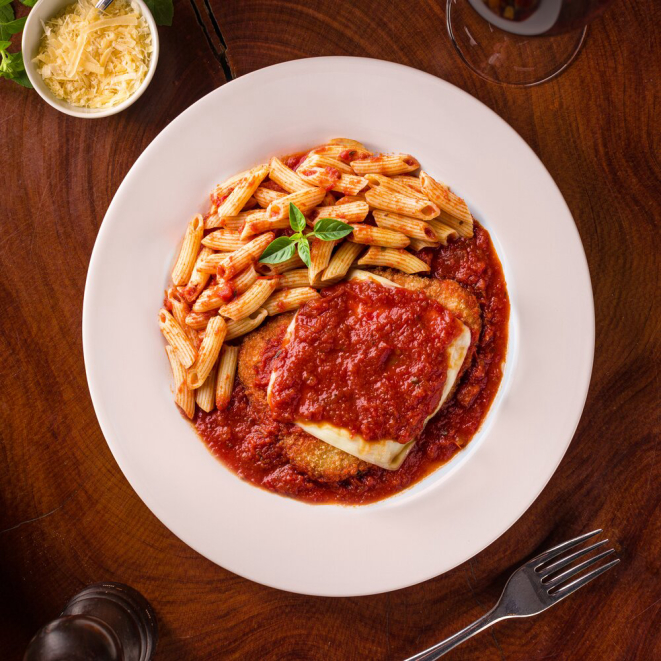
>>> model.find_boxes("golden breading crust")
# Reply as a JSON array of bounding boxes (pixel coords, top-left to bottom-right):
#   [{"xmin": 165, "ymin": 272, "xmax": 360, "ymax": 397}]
[
  {"xmin": 237, "ymin": 272, "xmax": 481, "ymax": 483},
  {"xmin": 238, "ymin": 312, "xmax": 293, "ymax": 414}
]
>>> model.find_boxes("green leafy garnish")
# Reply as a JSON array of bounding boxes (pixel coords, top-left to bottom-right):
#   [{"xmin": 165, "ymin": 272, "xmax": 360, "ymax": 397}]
[
  {"xmin": 258, "ymin": 203, "xmax": 353, "ymax": 268},
  {"xmin": 1, "ymin": 48, "xmax": 29, "ymax": 86},
  {"xmin": 0, "ymin": 0, "xmax": 30, "ymax": 87},
  {"xmin": 289, "ymin": 201, "xmax": 307, "ymax": 232},
  {"xmin": 0, "ymin": 0, "xmax": 25, "ymax": 40},
  {"xmin": 259, "ymin": 236, "xmax": 297, "ymax": 264},
  {"xmin": 297, "ymin": 237, "xmax": 311, "ymax": 266},
  {"xmin": 144, "ymin": 0, "xmax": 174, "ymax": 27},
  {"xmin": 313, "ymin": 217, "xmax": 355, "ymax": 241}
]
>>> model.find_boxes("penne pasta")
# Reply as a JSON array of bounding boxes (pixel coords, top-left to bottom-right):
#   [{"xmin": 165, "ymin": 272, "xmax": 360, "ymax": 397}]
[
  {"xmin": 183, "ymin": 246, "xmax": 214, "ymax": 302},
  {"xmin": 420, "ymin": 171, "xmax": 473, "ymax": 236},
  {"xmin": 427, "ymin": 217, "xmax": 459, "ymax": 245},
  {"xmin": 335, "ymin": 194, "xmax": 366, "ymax": 205},
  {"xmin": 204, "ymin": 207, "xmax": 222, "ymax": 230},
  {"xmin": 216, "ymin": 344, "xmax": 239, "ymax": 410},
  {"xmin": 159, "ymin": 308, "xmax": 197, "ymax": 368},
  {"xmin": 349, "ymin": 224, "xmax": 410, "ymax": 249},
  {"xmin": 311, "ymin": 144, "xmax": 373, "ymax": 162},
  {"xmin": 211, "ymin": 168, "xmax": 250, "ymax": 206},
  {"xmin": 217, "ymin": 232, "xmax": 275, "ymax": 280},
  {"xmin": 192, "ymin": 284, "xmax": 230, "ymax": 313},
  {"xmin": 308, "ymin": 144, "xmax": 346, "ymax": 159},
  {"xmin": 409, "ymin": 238, "xmax": 441, "ymax": 251},
  {"xmin": 168, "ymin": 289, "xmax": 200, "ymax": 349},
  {"xmin": 214, "ymin": 164, "xmax": 269, "ymax": 220},
  {"xmin": 230, "ymin": 264, "xmax": 259, "ymax": 295},
  {"xmin": 310, "ymin": 201, "xmax": 369, "ymax": 223},
  {"xmin": 268, "ymin": 156, "xmax": 313, "ymax": 193},
  {"xmin": 240, "ymin": 216, "xmax": 290, "ymax": 239},
  {"xmin": 357, "ymin": 246, "xmax": 430, "ymax": 274},
  {"xmin": 171, "ymin": 215, "xmax": 204, "ymax": 286},
  {"xmin": 351, "ymin": 153, "xmax": 420, "ymax": 176},
  {"xmin": 256, "ymin": 254, "xmax": 305, "ymax": 275},
  {"xmin": 187, "ymin": 316, "xmax": 227, "ymax": 389},
  {"xmin": 392, "ymin": 175, "xmax": 425, "ymax": 194},
  {"xmin": 331, "ymin": 174, "xmax": 369, "ymax": 196},
  {"xmin": 301, "ymin": 152, "xmax": 354, "ymax": 175},
  {"xmin": 253, "ymin": 186, "xmax": 287, "ymax": 208},
  {"xmin": 275, "ymin": 269, "xmax": 311, "ymax": 290},
  {"xmin": 321, "ymin": 241, "xmax": 364, "ymax": 282},
  {"xmin": 365, "ymin": 187, "xmax": 440, "ymax": 221},
  {"xmin": 308, "ymin": 238, "xmax": 336, "ymax": 284},
  {"xmin": 202, "ymin": 230, "xmax": 248, "ymax": 252},
  {"xmin": 218, "ymin": 277, "xmax": 279, "ymax": 321},
  {"xmin": 267, "ymin": 188, "xmax": 326, "ymax": 220},
  {"xmin": 365, "ymin": 173, "xmax": 427, "ymax": 200},
  {"xmin": 225, "ymin": 308, "xmax": 268, "ymax": 340},
  {"xmin": 263, "ymin": 287, "xmax": 321, "ymax": 316},
  {"xmin": 437, "ymin": 211, "xmax": 473, "ymax": 240},
  {"xmin": 197, "ymin": 253, "xmax": 229, "ymax": 274},
  {"xmin": 297, "ymin": 164, "xmax": 342, "ymax": 190},
  {"xmin": 185, "ymin": 310, "xmax": 216, "ymax": 330},
  {"xmin": 372, "ymin": 210, "xmax": 438, "ymax": 241},
  {"xmin": 322, "ymin": 192, "xmax": 336, "ymax": 206},
  {"xmin": 208, "ymin": 209, "xmax": 265, "ymax": 232},
  {"xmin": 195, "ymin": 363, "xmax": 217, "ymax": 413},
  {"xmin": 193, "ymin": 264, "xmax": 259, "ymax": 313},
  {"xmin": 328, "ymin": 137, "xmax": 368, "ymax": 148},
  {"xmin": 165, "ymin": 346, "xmax": 195, "ymax": 419}
]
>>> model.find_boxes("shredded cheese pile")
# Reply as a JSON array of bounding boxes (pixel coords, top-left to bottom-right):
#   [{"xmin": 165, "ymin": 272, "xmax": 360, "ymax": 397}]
[{"xmin": 34, "ymin": 0, "xmax": 153, "ymax": 109}]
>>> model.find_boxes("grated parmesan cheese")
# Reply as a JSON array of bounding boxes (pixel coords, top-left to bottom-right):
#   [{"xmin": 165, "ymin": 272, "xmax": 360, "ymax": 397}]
[{"xmin": 34, "ymin": 0, "xmax": 153, "ymax": 109}]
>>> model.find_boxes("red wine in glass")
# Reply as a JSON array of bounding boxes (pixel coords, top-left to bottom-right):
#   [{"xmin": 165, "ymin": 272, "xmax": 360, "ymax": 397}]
[{"xmin": 447, "ymin": 0, "xmax": 616, "ymax": 86}]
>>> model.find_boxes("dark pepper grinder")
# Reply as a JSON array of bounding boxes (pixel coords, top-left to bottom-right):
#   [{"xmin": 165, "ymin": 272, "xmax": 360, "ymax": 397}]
[{"xmin": 24, "ymin": 582, "xmax": 157, "ymax": 661}]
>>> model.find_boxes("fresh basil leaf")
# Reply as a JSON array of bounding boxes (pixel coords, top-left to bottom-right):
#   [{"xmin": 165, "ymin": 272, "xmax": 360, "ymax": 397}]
[
  {"xmin": 0, "ymin": 40, "xmax": 10, "ymax": 50},
  {"xmin": 0, "ymin": 49, "xmax": 27, "ymax": 82},
  {"xmin": 0, "ymin": 16, "xmax": 25, "ymax": 40},
  {"xmin": 297, "ymin": 236, "xmax": 311, "ymax": 268},
  {"xmin": 19, "ymin": 0, "xmax": 38, "ymax": 6},
  {"xmin": 259, "ymin": 236, "xmax": 296, "ymax": 264},
  {"xmin": 0, "ymin": 0, "xmax": 13, "ymax": 21},
  {"xmin": 143, "ymin": 0, "xmax": 174, "ymax": 27},
  {"xmin": 9, "ymin": 67, "xmax": 31, "ymax": 86},
  {"xmin": 288, "ymin": 202, "xmax": 307, "ymax": 233},
  {"xmin": 312, "ymin": 217, "xmax": 354, "ymax": 241}
]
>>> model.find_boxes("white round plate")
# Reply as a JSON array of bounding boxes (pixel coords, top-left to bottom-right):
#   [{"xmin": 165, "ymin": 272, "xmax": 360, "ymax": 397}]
[{"xmin": 83, "ymin": 57, "xmax": 593, "ymax": 597}]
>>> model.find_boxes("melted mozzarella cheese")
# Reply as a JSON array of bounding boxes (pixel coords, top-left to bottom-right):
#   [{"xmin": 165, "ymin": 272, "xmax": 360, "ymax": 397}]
[{"xmin": 268, "ymin": 270, "xmax": 471, "ymax": 470}]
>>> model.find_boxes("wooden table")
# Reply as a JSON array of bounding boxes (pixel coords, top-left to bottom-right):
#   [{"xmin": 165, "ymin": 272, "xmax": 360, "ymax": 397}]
[{"xmin": 1, "ymin": 1, "xmax": 659, "ymax": 658}]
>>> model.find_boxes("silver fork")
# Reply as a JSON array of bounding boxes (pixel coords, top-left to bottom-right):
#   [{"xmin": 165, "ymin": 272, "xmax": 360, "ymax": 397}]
[{"xmin": 405, "ymin": 529, "xmax": 619, "ymax": 660}]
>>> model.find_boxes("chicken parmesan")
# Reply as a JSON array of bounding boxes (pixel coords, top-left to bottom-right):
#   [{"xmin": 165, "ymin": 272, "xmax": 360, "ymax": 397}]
[{"xmin": 160, "ymin": 138, "xmax": 509, "ymax": 504}]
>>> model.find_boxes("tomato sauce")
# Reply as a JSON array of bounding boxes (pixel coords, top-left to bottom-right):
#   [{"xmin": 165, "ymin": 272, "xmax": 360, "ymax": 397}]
[
  {"xmin": 269, "ymin": 280, "xmax": 462, "ymax": 443},
  {"xmin": 195, "ymin": 221, "xmax": 509, "ymax": 505}
]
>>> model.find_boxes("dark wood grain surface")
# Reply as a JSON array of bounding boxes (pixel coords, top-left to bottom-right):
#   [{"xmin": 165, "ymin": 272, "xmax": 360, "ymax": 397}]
[{"xmin": 1, "ymin": 0, "xmax": 659, "ymax": 659}]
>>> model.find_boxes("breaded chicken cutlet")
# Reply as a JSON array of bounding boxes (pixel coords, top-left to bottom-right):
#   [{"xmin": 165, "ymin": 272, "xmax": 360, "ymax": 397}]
[{"xmin": 237, "ymin": 270, "xmax": 481, "ymax": 483}]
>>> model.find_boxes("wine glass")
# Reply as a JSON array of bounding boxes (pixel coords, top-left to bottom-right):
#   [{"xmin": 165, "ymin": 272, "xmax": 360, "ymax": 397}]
[{"xmin": 446, "ymin": 0, "xmax": 615, "ymax": 87}]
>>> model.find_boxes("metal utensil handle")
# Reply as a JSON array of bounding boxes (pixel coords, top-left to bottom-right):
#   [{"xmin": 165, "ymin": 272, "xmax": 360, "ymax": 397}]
[
  {"xmin": 95, "ymin": 0, "xmax": 115, "ymax": 11},
  {"xmin": 405, "ymin": 606, "xmax": 508, "ymax": 661}
]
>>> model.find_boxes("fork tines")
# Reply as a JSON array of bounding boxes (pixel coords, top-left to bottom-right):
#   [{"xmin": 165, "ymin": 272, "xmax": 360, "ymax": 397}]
[{"xmin": 530, "ymin": 529, "xmax": 620, "ymax": 599}]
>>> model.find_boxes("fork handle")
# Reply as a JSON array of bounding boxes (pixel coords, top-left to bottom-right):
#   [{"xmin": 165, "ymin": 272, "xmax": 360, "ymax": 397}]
[{"xmin": 405, "ymin": 606, "xmax": 509, "ymax": 660}]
